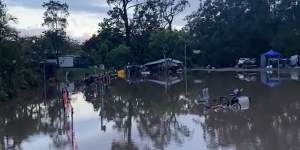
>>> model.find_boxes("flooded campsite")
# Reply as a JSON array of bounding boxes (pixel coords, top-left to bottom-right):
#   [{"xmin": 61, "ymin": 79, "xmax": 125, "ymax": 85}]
[
  {"xmin": 3, "ymin": 0, "xmax": 300, "ymax": 149},
  {"xmin": 1, "ymin": 70, "xmax": 300, "ymax": 150}
]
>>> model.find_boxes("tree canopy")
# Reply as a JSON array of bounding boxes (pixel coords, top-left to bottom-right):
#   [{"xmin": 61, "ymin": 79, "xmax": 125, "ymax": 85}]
[
  {"xmin": 0, "ymin": 0, "xmax": 17, "ymax": 41},
  {"xmin": 186, "ymin": 0, "xmax": 300, "ymax": 67},
  {"xmin": 42, "ymin": 0, "xmax": 69, "ymax": 31},
  {"xmin": 82, "ymin": 0, "xmax": 300, "ymax": 68},
  {"xmin": 0, "ymin": 0, "xmax": 79, "ymax": 101},
  {"xmin": 83, "ymin": 0, "xmax": 189, "ymax": 68}
]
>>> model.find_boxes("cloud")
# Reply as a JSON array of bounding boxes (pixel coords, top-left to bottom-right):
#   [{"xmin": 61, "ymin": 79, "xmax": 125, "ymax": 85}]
[
  {"xmin": 6, "ymin": 0, "xmax": 109, "ymax": 14},
  {"xmin": 67, "ymin": 11, "xmax": 105, "ymax": 39},
  {"xmin": 16, "ymin": 28, "xmax": 45, "ymax": 37},
  {"xmin": 7, "ymin": 5, "xmax": 106, "ymax": 41},
  {"xmin": 8, "ymin": 6, "xmax": 44, "ymax": 30},
  {"xmin": 5, "ymin": 0, "xmax": 200, "ymax": 41}
]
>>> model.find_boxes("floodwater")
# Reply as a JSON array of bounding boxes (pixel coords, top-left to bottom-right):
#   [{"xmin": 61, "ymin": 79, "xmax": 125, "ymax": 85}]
[{"xmin": 2, "ymin": 70, "xmax": 300, "ymax": 150}]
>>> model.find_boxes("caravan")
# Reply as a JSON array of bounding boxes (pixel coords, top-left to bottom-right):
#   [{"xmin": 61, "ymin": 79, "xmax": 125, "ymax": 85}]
[{"xmin": 290, "ymin": 55, "xmax": 300, "ymax": 67}]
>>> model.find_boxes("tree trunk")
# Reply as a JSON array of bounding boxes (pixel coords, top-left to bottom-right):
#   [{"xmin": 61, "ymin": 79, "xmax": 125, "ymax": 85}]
[
  {"xmin": 167, "ymin": 16, "xmax": 174, "ymax": 30},
  {"xmin": 122, "ymin": 0, "xmax": 131, "ymax": 46},
  {"xmin": 53, "ymin": 31, "xmax": 59, "ymax": 68},
  {"xmin": 167, "ymin": 21, "xmax": 172, "ymax": 31}
]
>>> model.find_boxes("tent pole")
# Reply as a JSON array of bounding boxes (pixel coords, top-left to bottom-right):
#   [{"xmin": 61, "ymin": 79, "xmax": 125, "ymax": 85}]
[{"xmin": 278, "ymin": 57, "xmax": 280, "ymax": 80}]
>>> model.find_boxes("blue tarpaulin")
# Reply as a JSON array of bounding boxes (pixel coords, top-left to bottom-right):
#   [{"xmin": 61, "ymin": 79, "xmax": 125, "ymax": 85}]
[
  {"xmin": 260, "ymin": 50, "xmax": 282, "ymax": 68},
  {"xmin": 262, "ymin": 50, "xmax": 281, "ymax": 57}
]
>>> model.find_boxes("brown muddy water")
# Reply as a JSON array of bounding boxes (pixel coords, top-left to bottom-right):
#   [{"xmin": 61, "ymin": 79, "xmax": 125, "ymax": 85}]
[{"xmin": 1, "ymin": 70, "xmax": 300, "ymax": 150}]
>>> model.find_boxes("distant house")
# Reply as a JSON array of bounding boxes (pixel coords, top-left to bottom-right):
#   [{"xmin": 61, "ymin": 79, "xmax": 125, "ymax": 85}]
[
  {"xmin": 59, "ymin": 55, "xmax": 90, "ymax": 68},
  {"xmin": 41, "ymin": 55, "xmax": 90, "ymax": 69},
  {"xmin": 58, "ymin": 55, "xmax": 77, "ymax": 68}
]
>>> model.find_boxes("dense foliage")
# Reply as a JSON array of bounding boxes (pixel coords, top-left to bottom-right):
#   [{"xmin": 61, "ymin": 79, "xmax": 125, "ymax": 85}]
[
  {"xmin": 83, "ymin": 0, "xmax": 189, "ymax": 68},
  {"xmin": 187, "ymin": 0, "xmax": 300, "ymax": 67},
  {"xmin": 0, "ymin": 1, "xmax": 38, "ymax": 100},
  {"xmin": 0, "ymin": 0, "xmax": 80, "ymax": 101},
  {"xmin": 83, "ymin": 0, "xmax": 300, "ymax": 68},
  {"xmin": 3, "ymin": 0, "xmax": 300, "ymax": 99}
]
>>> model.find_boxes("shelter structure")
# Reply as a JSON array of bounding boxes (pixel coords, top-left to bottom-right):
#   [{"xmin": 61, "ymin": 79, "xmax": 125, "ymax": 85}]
[
  {"xmin": 260, "ymin": 50, "xmax": 282, "ymax": 68},
  {"xmin": 144, "ymin": 58, "xmax": 183, "ymax": 66},
  {"xmin": 144, "ymin": 58, "xmax": 183, "ymax": 74}
]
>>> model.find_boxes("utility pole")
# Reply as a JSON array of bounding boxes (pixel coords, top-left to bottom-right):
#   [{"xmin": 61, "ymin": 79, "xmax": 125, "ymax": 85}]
[
  {"xmin": 44, "ymin": 49, "xmax": 47, "ymax": 101},
  {"xmin": 184, "ymin": 43, "xmax": 187, "ymax": 71},
  {"xmin": 184, "ymin": 42, "xmax": 187, "ymax": 96}
]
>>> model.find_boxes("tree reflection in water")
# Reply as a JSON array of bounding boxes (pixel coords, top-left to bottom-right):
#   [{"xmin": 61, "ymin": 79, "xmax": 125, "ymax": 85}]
[
  {"xmin": 5, "ymin": 71, "xmax": 300, "ymax": 150},
  {"xmin": 0, "ymin": 86, "xmax": 75, "ymax": 150},
  {"xmin": 85, "ymin": 72, "xmax": 300, "ymax": 150},
  {"xmin": 200, "ymin": 101, "xmax": 300, "ymax": 150},
  {"xmin": 198, "ymin": 72, "xmax": 300, "ymax": 150},
  {"xmin": 84, "ymin": 78, "xmax": 192, "ymax": 150}
]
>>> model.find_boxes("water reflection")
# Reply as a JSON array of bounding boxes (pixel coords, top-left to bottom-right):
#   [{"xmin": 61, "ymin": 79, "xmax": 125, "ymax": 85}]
[
  {"xmin": 82, "ymin": 73, "xmax": 299, "ymax": 149},
  {"xmin": 237, "ymin": 72, "xmax": 257, "ymax": 82},
  {"xmin": 2, "ymin": 70, "xmax": 300, "ymax": 149},
  {"xmin": 260, "ymin": 70, "xmax": 281, "ymax": 88},
  {"xmin": 0, "ymin": 98, "xmax": 73, "ymax": 149},
  {"xmin": 82, "ymin": 75, "xmax": 193, "ymax": 149}
]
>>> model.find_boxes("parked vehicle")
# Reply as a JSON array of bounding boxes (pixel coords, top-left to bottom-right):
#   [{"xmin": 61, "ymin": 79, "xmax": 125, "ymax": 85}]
[
  {"xmin": 237, "ymin": 58, "xmax": 257, "ymax": 68},
  {"xmin": 237, "ymin": 72, "xmax": 257, "ymax": 82},
  {"xmin": 290, "ymin": 55, "xmax": 299, "ymax": 67}
]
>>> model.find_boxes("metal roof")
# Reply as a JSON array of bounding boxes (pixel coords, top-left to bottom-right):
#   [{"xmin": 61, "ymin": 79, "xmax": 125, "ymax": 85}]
[{"xmin": 144, "ymin": 58, "xmax": 183, "ymax": 66}]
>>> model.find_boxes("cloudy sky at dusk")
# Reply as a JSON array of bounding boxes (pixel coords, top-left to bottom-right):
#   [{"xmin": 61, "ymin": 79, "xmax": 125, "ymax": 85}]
[{"xmin": 5, "ymin": 0, "xmax": 199, "ymax": 41}]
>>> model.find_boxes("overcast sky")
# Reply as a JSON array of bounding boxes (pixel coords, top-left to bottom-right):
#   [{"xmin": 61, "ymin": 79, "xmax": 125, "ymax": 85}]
[{"xmin": 5, "ymin": 0, "xmax": 199, "ymax": 41}]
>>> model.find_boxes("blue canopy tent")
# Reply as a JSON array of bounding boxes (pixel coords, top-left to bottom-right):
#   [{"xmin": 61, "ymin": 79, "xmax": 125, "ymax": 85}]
[
  {"xmin": 260, "ymin": 50, "xmax": 282, "ymax": 68},
  {"xmin": 260, "ymin": 50, "xmax": 281, "ymax": 88}
]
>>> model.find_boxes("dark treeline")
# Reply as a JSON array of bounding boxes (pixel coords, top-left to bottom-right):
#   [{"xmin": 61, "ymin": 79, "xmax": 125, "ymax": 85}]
[
  {"xmin": 0, "ymin": 0, "xmax": 39, "ymax": 101},
  {"xmin": 84, "ymin": 0, "xmax": 300, "ymax": 68},
  {"xmin": 187, "ymin": 0, "xmax": 300, "ymax": 66},
  {"xmin": 0, "ymin": 0, "xmax": 81, "ymax": 101}
]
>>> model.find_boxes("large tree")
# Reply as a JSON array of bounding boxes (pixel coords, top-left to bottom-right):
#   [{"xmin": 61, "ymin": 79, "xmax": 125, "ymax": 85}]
[
  {"xmin": 271, "ymin": 0, "xmax": 300, "ymax": 55},
  {"xmin": 0, "ymin": 0, "xmax": 18, "ymax": 100},
  {"xmin": 148, "ymin": 30, "xmax": 185, "ymax": 61},
  {"xmin": 131, "ymin": 0, "xmax": 163, "ymax": 35},
  {"xmin": 0, "ymin": 0, "xmax": 40, "ymax": 101},
  {"xmin": 158, "ymin": 0, "xmax": 189, "ymax": 30},
  {"xmin": 85, "ymin": 0, "xmax": 190, "ymax": 67},
  {"xmin": 186, "ymin": 0, "xmax": 275, "ymax": 66},
  {"xmin": 0, "ymin": 0, "xmax": 17, "ymax": 41},
  {"xmin": 131, "ymin": 0, "xmax": 163, "ymax": 62},
  {"xmin": 42, "ymin": 0, "xmax": 69, "ymax": 31},
  {"xmin": 106, "ymin": 0, "xmax": 138, "ymax": 46},
  {"xmin": 82, "ymin": 16, "xmax": 125, "ymax": 66},
  {"xmin": 42, "ymin": 0, "xmax": 69, "ymax": 65}
]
